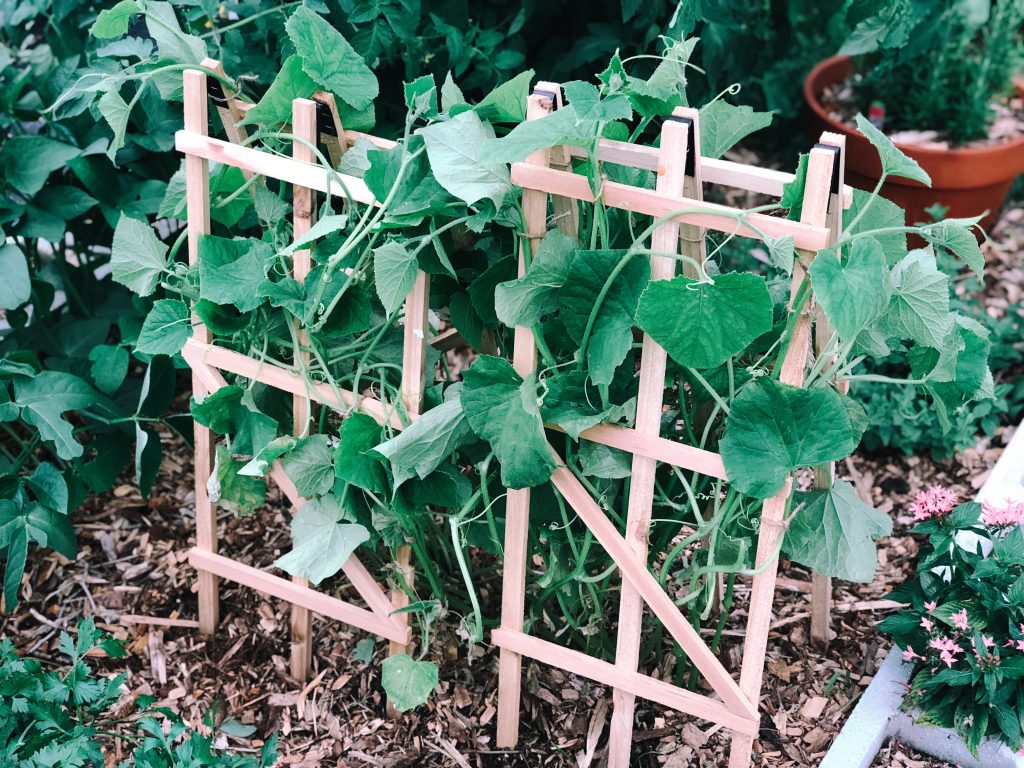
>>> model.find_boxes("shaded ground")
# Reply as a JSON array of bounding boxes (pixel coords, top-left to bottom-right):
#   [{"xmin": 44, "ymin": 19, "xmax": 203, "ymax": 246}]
[{"xmin": 2, "ymin": 208, "xmax": 1021, "ymax": 767}]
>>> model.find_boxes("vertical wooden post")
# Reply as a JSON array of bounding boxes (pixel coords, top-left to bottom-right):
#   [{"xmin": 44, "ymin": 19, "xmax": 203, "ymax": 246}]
[
  {"xmin": 184, "ymin": 69, "xmax": 218, "ymax": 636},
  {"xmin": 607, "ymin": 108, "xmax": 694, "ymax": 768},
  {"xmin": 495, "ymin": 87, "xmax": 556, "ymax": 749},
  {"xmin": 810, "ymin": 132, "xmax": 846, "ymax": 648},
  {"xmin": 289, "ymin": 98, "xmax": 319, "ymax": 681},
  {"xmin": 387, "ymin": 268, "xmax": 429, "ymax": 714},
  {"xmin": 728, "ymin": 143, "xmax": 838, "ymax": 768}
]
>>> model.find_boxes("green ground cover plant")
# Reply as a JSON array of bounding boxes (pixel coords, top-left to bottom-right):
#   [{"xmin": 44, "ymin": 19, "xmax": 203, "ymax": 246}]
[
  {"xmin": 81, "ymin": 4, "xmax": 996, "ymax": 709},
  {"xmin": 0, "ymin": 616, "xmax": 278, "ymax": 766}
]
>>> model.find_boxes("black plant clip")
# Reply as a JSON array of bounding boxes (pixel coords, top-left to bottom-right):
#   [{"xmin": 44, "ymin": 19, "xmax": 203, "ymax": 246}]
[
  {"xmin": 206, "ymin": 77, "xmax": 229, "ymax": 108},
  {"xmin": 665, "ymin": 115, "xmax": 697, "ymax": 177},
  {"xmin": 812, "ymin": 143, "xmax": 842, "ymax": 195},
  {"xmin": 314, "ymin": 98, "xmax": 338, "ymax": 138},
  {"xmin": 531, "ymin": 88, "xmax": 559, "ymax": 106}
]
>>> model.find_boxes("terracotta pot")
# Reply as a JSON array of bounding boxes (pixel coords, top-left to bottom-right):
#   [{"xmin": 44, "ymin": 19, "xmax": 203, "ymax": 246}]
[{"xmin": 803, "ymin": 55, "xmax": 1024, "ymax": 229}]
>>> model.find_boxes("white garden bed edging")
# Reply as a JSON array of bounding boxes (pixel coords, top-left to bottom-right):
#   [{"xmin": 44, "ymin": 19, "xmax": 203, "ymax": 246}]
[{"xmin": 821, "ymin": 425, "xmax": 1024, "ymax": 768}]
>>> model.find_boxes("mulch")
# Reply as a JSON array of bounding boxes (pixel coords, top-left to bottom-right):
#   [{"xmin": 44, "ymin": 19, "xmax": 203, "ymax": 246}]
[{"xmin": 2, "ymin": 207, "xmax": 1021, "ymax": 767}]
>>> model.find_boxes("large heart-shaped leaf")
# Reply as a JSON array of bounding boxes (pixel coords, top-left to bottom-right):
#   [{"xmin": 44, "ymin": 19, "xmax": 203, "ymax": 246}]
[
  {"xmin": 373, "ymin": 397, "xmax": 472, "ymax": 488},
  {"xmin": 636, "ymin": 272, "xmax": 773, "ymax": 369},
  {"xmin": 381, "ymin": 654, "xmax": 438, "ymax": 712},
  {"xmin": 285, "ymin": 7, "xmax": 377, "ymax": 110},
  {"xmin": 273, "ymin": 495, "xmax": 369, "ymax": 584},
  {"xmin": 719, "ymin": 378, "xmax": 859, "ymax": 499},
  {"xmin": 808, "ymin": 237, "xmax": 890, "ymax": 340},
  {"xmin": 785, "ymin": 479, "xmax": 892, "ymax": 582}
]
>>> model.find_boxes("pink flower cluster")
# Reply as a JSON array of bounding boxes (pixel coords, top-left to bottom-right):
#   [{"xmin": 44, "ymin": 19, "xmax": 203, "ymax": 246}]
[
  {"xmin": 980, "ymin": 498, "xmax": 1024, "ymax": 528},
  {"xmin": 909, "ymin": 486, "xmax": 959, "ymax": 521}
]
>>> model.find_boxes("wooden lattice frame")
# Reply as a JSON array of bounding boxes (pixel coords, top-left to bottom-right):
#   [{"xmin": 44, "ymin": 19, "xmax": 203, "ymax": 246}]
[
  {"xmin": 492, "ymin": 83, "xmax": 851, "ymax": 768},
  {"xmin": 179, "ymin": 65, "xmax": 448, "ymax": 684}
]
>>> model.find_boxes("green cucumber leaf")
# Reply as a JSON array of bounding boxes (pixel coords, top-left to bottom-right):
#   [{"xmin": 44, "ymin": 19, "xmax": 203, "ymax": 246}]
[
  {"xmin": 559, "ymin": 250, "xmax": 649, "ymax": 387},
  {"xmin": 373, "ymin": 397, "xmax": 472, "ymax": 488},
  {"xmin": 698, "ymin": 101, "xmax": 773, "ymax": 160},
  {"xmin": 0, "ymin": 244, "xmax": 30, "ymax": 310},
  {"xmin": 87, "ymin": 345, "xmax": 129, "ymax": 395},
  {"xmin": 494, "ymin": 230, "xmax": 576, "ymax": 327},
  {"xmin": 808, "ymin": 237, "xmax": 890, "ymax": 340},
  {"xmin": 461, "ymin": 356, "xmax": 555, "ymax": 489},
  {"xmin": 198, "ymin": 235, "xmax": 272, "ymax": 312},
  {"xmin": 418, "ymin": 110, "xmax": 511, "ymax": 208},
  {"xmin": 136, "ymin": 299, "xmax": 190, "ymax": 356},
  {"xmin": 882, "ymin": 248, "xmax": 952, "ymax": 347},
  {"xmin": 334, "ymin": 413, "xmax": 387, "ymax": 493},
  {"xmin": 922, "ymin": 220, "xmax": 985, "ymax": 278},
  {"xmin": 636, "ymin": 272, "xmax": 773, "ymax": 369},
  {"xmin": 373, "ymin": 241, "xmax": 419, "ymax": 316},
  {"xmin": 282, "ymin": 435, "xmax": 335, "ymax": 498},
  {"xmin": 719, "ymin": 378, "xmax": 858, "ymax": 499},
  {"xmin": 381, "ymin": 653, "xmax": 438, "ymax": 712},
  {"xmin": 273, "ymin": 494, "xmax": 369, "ymax": 584},
  {"xmin": 785, "ymin": 479, "xmax": 892, "ymax": 582},
  {"xmin": 208, "ymin": 445, "xmax": 265, "ymax": 515},
  {"xmin": 854, "ymin": 114, "xmax": 931, "ymax": 186},
  {"xmin": 110, "ymin": 215, "xmax": 167, "ymax": 297},
  {"xmin": 14, "ymin": 372, "xmax": 97, "ymax": 460},
  {"xmin": 285, "ymin": 7, "xmax": 377, "ymax": 111}
]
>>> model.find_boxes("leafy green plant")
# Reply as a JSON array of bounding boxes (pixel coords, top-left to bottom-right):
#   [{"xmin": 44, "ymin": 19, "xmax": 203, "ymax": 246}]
[
  {"xmin": 101, "ymin": 2, "xmax": 995, "ymax": 709},
  {"xmin": 881, "ymin": 490, "xmax": 1024, "ymax": 754},
  {"xmin": 840, "ymin": 0, "xmax": 1024, "ymax": 144},
  {"xmin": 0, "ymin": 616, "xmax": 278, "ymax": 766}
]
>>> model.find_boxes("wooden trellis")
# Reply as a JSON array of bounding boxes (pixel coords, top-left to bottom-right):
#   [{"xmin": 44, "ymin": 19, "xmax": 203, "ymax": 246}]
[
  {"xmin": 178, "ymin": 65, "xmax": 448, "ymax": 683},
  {"xmin": 492, "ymin": 83, "xmax": 850, "ymax": 768},
  {"xmin": 178, "ymin": 61, "xmax": 855, "ymax": 763}
]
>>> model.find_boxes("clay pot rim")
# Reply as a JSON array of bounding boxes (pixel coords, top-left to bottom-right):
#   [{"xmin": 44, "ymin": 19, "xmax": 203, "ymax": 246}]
[{"xmin": 803, "ymin": 54, "xmax": 1024, "ymax": 160}]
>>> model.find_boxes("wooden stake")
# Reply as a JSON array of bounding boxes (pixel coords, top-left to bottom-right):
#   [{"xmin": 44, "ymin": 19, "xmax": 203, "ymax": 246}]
[
  {"xmin": 495, "ymin": 87, "xmax": 556, "ymax": 749},
  {"xmin": 288, "ymin": 98, "xmax": 318, "ymax": 682},
  {"xmin": 728, "ymin": 142, "xmax": 838, "ymax": 768},
  {"xmin": 810, "ymin": 132, "xmax": 846, "ymax": 648},
  {"xmin": 387, "ymin": 270, "xmax": 430, "ymax": 716},
  {"xmin": 199, "ymin": 58, "xmax": 252, "ymax": 175},
  {"xmin": 607, "ymin": 109, "xmax": 692, "ymax": 768},
  {"xmin": 184, "ymin": 69, "xmax": 218, "ymax": 636}
]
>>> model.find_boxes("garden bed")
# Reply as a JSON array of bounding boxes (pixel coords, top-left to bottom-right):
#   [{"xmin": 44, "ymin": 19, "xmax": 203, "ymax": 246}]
[{"xmin": 0, "ymin": 202, "xmax": 1018, "ymax": 766}]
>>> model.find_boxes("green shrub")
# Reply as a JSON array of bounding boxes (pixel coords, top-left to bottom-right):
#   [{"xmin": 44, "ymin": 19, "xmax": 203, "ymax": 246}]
[{"xmin": 0, "ymin": 616, "xmax": 277, "ymax": 766}]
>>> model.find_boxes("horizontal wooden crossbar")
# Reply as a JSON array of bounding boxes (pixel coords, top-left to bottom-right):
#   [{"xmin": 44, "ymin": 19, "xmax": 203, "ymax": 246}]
[
  {"xmin": 511, "ymin": 163, "xmax": 832, "ymax": 251},
  {"xmin": 572, "ymin": 139, "xmax": 854, "ymax": 208},
  {"xmin": 183, "ymin": 338, "xmax": 729, "ymax": 480},
  {"xmin": 188, "ymin": 548, "xmax": 409, "ymax": 644},
  {"xmin": 175, "ymin": 131, "xmax": 377, "ymax": 206},
  {"xmin": 491, "ymin": 628, "xmax": 758, "ymax": 735}
]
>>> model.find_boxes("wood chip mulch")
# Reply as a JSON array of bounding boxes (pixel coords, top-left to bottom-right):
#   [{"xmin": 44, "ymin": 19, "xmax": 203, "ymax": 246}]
[{"xmin": 2, "ymin": 208, "xmax": 1021, "ymax": 768}]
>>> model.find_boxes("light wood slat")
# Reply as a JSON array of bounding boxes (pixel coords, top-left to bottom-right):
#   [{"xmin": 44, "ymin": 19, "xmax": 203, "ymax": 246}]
[
  {"xmin": 496, "ymin": 88, "xmax": 556, "ymax": 749},
  {"xmin": 609, "ymin": 108, "xmax": 692, "ymax": 768},
  {"xmin": 565, "ymin": 139, "xmax": 854, "ymax": 208},
  {"xmin": 492, "ymin": 629, "xmax": 758, "ymax": 736},
  {"xmin": 288, "ymin": 97, "xmax": 317, "ymax": 681},
  {"xmin": 511, "ymin": 163, "xmax": 831, "ymax": 251},
  {"xmin": 183, "ymin": 70, "xmax": 218, "ymax": 636},
  {"xmin": 727, "ymin": 140, "xmax": 838, "ymax": 768},
  {"xmin": 188, "ymin": 549, "xmax": 408, "ymax": 644},
  {"xmin": 175, "ymin": 131, "xmax": 376, "ymax": 206}
]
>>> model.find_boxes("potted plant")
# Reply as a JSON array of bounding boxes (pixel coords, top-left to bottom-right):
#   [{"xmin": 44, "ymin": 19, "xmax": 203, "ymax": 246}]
[{"xmin": 803, "ymin": 0, "xmax": 1024, "ymax": 228}]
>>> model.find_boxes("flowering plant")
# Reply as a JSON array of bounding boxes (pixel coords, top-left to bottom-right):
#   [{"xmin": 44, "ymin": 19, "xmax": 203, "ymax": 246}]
[{"xmin": 881, "ymin": 487, "xmax": 1024, "ymax": 754}]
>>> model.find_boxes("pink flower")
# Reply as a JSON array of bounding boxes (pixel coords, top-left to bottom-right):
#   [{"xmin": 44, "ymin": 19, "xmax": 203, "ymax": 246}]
[
  {"xmin": 920, "ymin": 617, "xmax": 934, "ymax": 632},
  {"xmin": 980, "ymin": 499, "xmax": 1024, "ymax": 528},
  {"xmin": 1016, "ymin": 639, "xmax": 1024, "ymax": 652},
  {"xmin": 983, "ymin": 635, "xmax": 995, "ymax": 649},
  {"xmin": 903, "ymin": 645, "xmax": 923, "ymax": 662},
  {"xmin": 940, "ymin": 650, "xmax": 958, "ymax": 668},
  {"xmin": 909, "ymin": 486, "xmax": 959, "ymax": 521},
  {"xmin": 952, "ymin": 609, "xmax": 970, "ymax": 632},
  {"xmin": 924, "ymin": 601, "xmax": 938, "ymax": 613}
]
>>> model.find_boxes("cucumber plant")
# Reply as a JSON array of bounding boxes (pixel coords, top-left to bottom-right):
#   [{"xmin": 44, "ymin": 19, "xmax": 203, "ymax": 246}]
[{"xmin": 100, "ymin": 8, "xmax": 991, "ymax": 710}]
